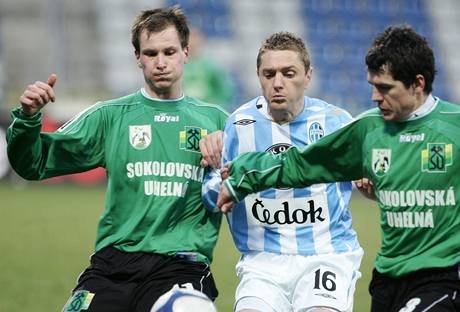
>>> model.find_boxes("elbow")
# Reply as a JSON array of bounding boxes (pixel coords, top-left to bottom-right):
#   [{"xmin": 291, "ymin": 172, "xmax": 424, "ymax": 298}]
[{"xmin": 7, "ymin": 155, "xmax": 41, "ymax": 181}]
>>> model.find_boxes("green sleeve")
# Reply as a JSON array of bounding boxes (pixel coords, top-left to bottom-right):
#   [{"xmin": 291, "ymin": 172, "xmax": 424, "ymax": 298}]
[
  {"xmin": 7, "ymin": 106, "xmax": 105, "ymax": 180},
  {"xmin": 224, "ymin": 120, "xmax": 365, "ymax": 201}
]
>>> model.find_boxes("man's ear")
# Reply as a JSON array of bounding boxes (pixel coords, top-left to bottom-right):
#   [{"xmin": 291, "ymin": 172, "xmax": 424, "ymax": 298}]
[
  {"xmin": 183, "ymin": 46, "xmax": 190, "ymax": 64},
  {"xmin": 413, "ymin": 74, "xmax": 426, "ymax": 93},
  {"xmin": 304, "ymin": 67, "xmax": 313, "ymax": 89}
]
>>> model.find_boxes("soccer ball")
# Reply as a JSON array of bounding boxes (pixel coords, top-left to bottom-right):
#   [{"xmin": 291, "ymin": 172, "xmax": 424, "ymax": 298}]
[{"xmin": 150, "ymin": 288, "xmax": 217, "ymax": 312}]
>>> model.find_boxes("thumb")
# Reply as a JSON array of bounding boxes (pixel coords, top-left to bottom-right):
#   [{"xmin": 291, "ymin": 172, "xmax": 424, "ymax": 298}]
[{"xmin": 47, "ymin": 73, "xmax": 57, "ymax": 87}]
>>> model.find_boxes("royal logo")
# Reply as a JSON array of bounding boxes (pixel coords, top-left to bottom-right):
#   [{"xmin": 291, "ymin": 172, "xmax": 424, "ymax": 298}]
[
  {"xmin": 179, "ymin": 126, "xmax": 207, "ymax": 152},
  {"xmin": 129, "ymin": 125, "xmax": 151, "ymax": 150},
  {"xmin": 372, "ymin": 149, "xmax": 391, "ymax": 177},
  {"xmin": 309, "ymin": 122, "xmax": 324, "ymax": 143},
  {"xmin": 154, "ymin": 113, "xmax": 179, "ymax": 123},
  {"xmin": 421, "ymin": 143, "xmax": 452, "ymax": 172}
]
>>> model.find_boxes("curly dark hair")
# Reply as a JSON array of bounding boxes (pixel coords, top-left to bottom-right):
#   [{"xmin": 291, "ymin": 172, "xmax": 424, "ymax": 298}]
[
  {"xmin": 365, "ymin": 24, "xmax": 436, "ymax": 93},
  {"xmin": 257, "ymin": 31, "xmax": 311, "ymax": 73},
  {"xmin": 131, "ymin": 6, "xmax": 190, "ymax": 53}
]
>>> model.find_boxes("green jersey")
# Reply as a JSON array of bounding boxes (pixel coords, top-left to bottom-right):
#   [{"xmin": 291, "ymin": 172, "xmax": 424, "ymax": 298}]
[
  {"xmin": 7, "ymin": 90, "xmax": 228, "ymax": 264},
  {"xmin": 224, "ymin": 98, "xmax": 460, "ymax": 277}
]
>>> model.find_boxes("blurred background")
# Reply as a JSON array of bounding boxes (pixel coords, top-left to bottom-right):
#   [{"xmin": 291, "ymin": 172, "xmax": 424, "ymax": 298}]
[
  {"xmin": 0, "ymin": 0, "xmax": 458, "ymax": 311},
  {"xmin": 1, "ymin": 0, "xmax": 460, "ymax": 181}
]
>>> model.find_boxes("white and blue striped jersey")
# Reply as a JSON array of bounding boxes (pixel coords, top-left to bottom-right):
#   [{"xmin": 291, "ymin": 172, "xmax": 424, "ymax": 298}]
[{"xmin": 202, "ymin": 96, "xmax": 361, "ymax": 255}]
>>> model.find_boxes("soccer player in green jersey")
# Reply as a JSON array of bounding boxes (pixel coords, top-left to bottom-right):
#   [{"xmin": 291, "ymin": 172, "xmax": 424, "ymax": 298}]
[
  {"xmin": 7, "ymin": 7, "xmax": 227, "ymax": 312},
  {"xmin": 217, "ymin": 25, "xmax": 460, "ymax": 311}
]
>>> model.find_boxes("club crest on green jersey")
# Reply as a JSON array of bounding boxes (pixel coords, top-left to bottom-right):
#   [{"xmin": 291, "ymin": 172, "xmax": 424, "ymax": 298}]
[
  {"xmin": 179, "ymin": 126, "xmax": 208, "ymax": 153},
  {"xmin": 372, "ymin": 149, "xmax": 391, "ymax": 177},
  {"xmin": 421, "ymin": 143, "xmax": 452, "ymax": 173},
  {"xmin": 129, "ymin": 125, "xmax": 152, "ymax": 150}
]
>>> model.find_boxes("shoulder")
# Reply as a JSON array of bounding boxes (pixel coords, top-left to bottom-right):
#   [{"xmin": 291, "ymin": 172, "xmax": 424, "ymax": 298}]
[
  {"xmin": 86, "ymin": 92, "xmax": 143, "ymax": 115},
  {"xmin": 355, "ymin": 107, "xmax": 382, "ymax": 120},
  {"xmin": 56, "ymin": 92, "xmax": 142, "ymax": 133},
  {"xmin": 437, "ymin": 98, "xmax": 460, "ymax": 114},
  {"xmin": 100, "ymin": 92, "xmax": 140, "ymax": 106},
  {"xmin": 226, "ymin": 96, "xmax": 262, "ymax": 125},
  {"xmin": 184, "ymin": 96, "xmax": 229, "ymax": 118},
  {"xmin": 305, "ymin": 97, "xmax": 353, "ymax": 124}
]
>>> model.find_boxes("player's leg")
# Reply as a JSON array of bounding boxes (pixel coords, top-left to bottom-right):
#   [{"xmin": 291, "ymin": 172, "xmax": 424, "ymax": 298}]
[
  {"xmin": 293, "ymin": 248, "xmax": 364, "ymax": 312},
  {"xmin": 234, "ymin": 252, "xmax": 293, "ymax": 312},
  {"xmin": 395, "ymin": 264, "xmax": 460, "ymax": 312},
  {"xmin": 134, "ymin": 255, "xmax": 218, "ymax": 312},
  {"xmin": 369, "ymin": 268, "xmax": 401, "ymax": 312},
  {"xmin": 61, "ymin": 247, "xmax": 136, "ymax": 312}
]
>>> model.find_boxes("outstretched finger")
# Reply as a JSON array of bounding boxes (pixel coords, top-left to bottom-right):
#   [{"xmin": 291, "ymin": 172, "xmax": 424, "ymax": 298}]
[
  {"xmin": 47, "ymin": 74, "xmax": 57, "ymax": 87},
  {"xmin": 47, "ymin": 74, "xmax": 57, "ymax": 102}
]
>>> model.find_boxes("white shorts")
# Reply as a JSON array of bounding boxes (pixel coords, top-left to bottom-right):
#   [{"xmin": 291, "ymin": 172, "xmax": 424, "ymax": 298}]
[{"xmin": 234, "ymin": 248, "xmax": 363, "ymax": 312}]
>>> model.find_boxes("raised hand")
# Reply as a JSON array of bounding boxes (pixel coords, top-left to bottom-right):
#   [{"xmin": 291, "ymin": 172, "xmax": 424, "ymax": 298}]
[{"xmin": 19, "ymin": 74, "xmax": 57, "ymax": 116}]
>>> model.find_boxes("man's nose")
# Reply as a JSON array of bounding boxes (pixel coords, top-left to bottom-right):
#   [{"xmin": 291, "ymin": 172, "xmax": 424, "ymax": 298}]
[
  {"xmin": 371, "ymin": 87, "xmax": 383, "ymax": 102},
  {"xmin": 155, "ymin": 54, "xmax": 167, "ymax": 68},
  {"xmin": 273, "ymin": 73, "xmax": 283, "ymax": 89}
]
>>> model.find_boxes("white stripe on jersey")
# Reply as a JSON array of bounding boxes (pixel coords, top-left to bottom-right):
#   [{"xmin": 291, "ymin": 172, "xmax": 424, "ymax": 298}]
[
  {"xmin": 309, "ymin": 183, "xmax": 334, "ymax": 254},
  {"xmin": 272, "ymin": 122, "xmax": 298, "ymax": 254},
  {"xmin": 236, "ymin": 113, "xmax": 264, "ymax": 251}
]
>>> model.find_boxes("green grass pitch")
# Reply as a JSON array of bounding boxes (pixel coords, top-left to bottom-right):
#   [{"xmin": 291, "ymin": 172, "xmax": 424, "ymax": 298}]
[{"xmin": 0, "ymin": 182, "xmax": 379, "ymax": 311}]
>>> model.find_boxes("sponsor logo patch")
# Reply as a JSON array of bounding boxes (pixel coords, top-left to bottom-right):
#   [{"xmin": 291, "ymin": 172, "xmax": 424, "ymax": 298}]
[
  {"xmin": 62, "ymin": 290, "xmax": 95, "ymax": 312},
  {"xmin": 421, "ymin": 143, "xmax": 452, "ymax": 173},
  {"xmin": 179, "ymin": 126, "xmax": 207, "ymax": 152},
  {"xmin": 265, "ymin": 143, "xmax": 292, "ymax": 155},
  {"xmin": 372, "ymin": 149, "xmax": 391, "ymax": 176},
  {"xmin": 129, "ymin": 125, "xmax": 152, "ymax": 150}
]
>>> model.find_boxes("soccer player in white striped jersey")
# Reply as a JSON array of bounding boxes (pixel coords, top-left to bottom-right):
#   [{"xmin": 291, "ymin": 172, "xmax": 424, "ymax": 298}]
[{"xmin": 201, "ymin": 32, "xmax": 363, "ymax": 312}]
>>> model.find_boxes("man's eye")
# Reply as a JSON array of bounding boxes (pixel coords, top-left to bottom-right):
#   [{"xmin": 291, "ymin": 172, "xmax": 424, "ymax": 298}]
[{"xmin": 377, "ymin": 86, "xmax": 391, "ymax": 92}]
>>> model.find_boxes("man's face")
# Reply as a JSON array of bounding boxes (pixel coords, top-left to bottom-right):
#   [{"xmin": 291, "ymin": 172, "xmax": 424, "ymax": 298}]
[
  {"xmin": 136, "ymin": 26, "xmax": 189, "ymax": 98},
  {"xmin": 367, "ymin": 65, "xmax": 421, "ymax": 121},
  {"xmin": 258, "ymin": 50, "xmax": 311, "ymax": 123}
]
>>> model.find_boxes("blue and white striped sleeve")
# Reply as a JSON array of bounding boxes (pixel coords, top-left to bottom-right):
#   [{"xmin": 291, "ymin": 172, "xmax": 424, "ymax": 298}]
[{"xmin": 202, "ymin": 168, "xmax": 223, "ymax": 213}]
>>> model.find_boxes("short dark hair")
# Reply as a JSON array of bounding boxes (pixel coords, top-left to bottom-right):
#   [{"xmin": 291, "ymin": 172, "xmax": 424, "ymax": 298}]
[
  {"xmin": 257, "ymin": 32, "xmax": 311, "ymax": 73},
  {"xmin": 131, "ymin": 6, "xmax": 190, "ymax": 53},
  {"xmin": 365, "ymin": 24, "xmax": 436, "ymax": 93}
]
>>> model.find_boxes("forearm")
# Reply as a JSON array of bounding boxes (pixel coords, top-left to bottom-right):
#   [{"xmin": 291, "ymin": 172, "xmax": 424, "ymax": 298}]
[
  {"xmin": 224, "ymin": 134, "xmax": 363, "ymax": 201},
  {"xmin": 7, "ymin": 109, "xmax": 46, "ymax": 180}
]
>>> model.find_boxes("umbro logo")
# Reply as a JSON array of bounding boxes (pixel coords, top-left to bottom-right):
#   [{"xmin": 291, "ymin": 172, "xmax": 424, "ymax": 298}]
[{"xmin": 233, "ymin": 119, "xmax": 256, "ymax": 126}]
